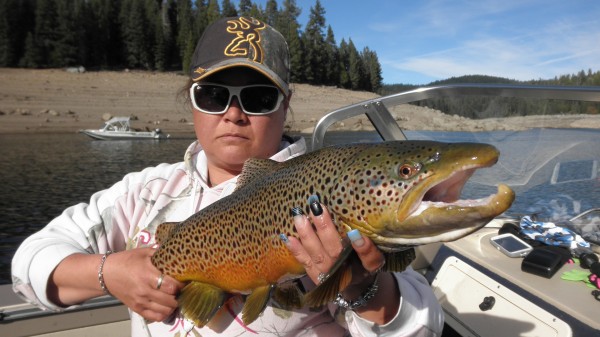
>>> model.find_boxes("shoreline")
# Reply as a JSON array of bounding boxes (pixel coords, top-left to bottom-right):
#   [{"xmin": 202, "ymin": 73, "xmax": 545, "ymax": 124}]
[{"xmin": 1, "ymin": 68, "xmax": 600, "ymax": 135}]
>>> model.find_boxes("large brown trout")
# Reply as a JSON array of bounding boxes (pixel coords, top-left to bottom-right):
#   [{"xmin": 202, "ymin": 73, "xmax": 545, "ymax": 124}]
[{"xmin": 151, "ymin": 140, "xmax": 514, "ymax": 327}]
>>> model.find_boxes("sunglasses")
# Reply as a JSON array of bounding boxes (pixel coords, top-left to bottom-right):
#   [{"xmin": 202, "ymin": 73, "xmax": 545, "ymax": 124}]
[{"xmin": 190, "ymin": 82, "xmax": 284, "ymax": 115}]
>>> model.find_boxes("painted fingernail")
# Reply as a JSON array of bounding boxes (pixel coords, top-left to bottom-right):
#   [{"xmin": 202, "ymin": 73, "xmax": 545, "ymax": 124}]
[
  {"xmin": 308, "ymin": 195, "xmax": 323, "ymax": 216},
  {"xmin": 291, "ymin": 207, "xmax": 304, "ymax": 217},
  {"xmin": 279, "ymin": 233, "xmax": 290, "ymax": 246},
  {"xmin": 348, "ymin": 229, "xmax": 365, "ymax": 247}
]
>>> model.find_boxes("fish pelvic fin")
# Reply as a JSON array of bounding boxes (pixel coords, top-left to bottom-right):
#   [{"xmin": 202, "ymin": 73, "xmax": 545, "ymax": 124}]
[
  {"xmin": 384, "ymin": 248, "xmax": 416, "ymax": 273},
  {"xmin": 178, "ymin": 281, "xmax": 226, "ymax": 328},
  {"xmin": 236, "ymin": 158, "xmax": 279, "ymax": 190},
  {"xmin": 154, "ymin": 222, "xmax": 179, "ymax": 245},
  {"xmin": 242, "ymin": 284, "xmax": 275, "ymax": 325},
  {"xmin": 304, "ymin": 244, "xmax": 354, "ymax": 308}
]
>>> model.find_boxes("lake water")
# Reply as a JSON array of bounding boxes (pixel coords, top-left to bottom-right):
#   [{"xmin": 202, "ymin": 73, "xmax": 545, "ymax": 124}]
[{"xmin": 2, "ymin": 129, "xmax": 599, "ymax": 285}]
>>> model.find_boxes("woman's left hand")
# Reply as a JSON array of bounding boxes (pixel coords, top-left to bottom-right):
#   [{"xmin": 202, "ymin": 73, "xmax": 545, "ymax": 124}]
[
  {"xmin": 283, "ymin": 197, "xmax": 400, "ymax": 324},
  {"xmin": 284, "ymin": 199, "xmax": 385, "ymax": 286}
]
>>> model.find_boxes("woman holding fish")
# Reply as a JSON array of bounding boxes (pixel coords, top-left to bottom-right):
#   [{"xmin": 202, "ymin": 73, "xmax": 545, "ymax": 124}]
[{"xmin": 12, "ymin": 17, "xmax": 443, "ymax": 336}]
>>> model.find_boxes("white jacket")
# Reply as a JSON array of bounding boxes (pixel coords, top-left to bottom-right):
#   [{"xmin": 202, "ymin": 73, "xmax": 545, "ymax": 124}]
[{"xmin": 12, "ymin": 137, "xmax": 443, "ymax": 337}]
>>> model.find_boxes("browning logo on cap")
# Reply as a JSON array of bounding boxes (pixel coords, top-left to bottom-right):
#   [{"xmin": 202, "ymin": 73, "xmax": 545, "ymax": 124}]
[{"xmin": 224, "ymin": 17, "xmax": 266, "ymax": 64}]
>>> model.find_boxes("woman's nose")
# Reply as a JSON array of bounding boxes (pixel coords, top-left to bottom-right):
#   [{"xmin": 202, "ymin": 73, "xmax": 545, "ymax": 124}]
[{"xmin": 223, "ymin": 96, "xmax": 248, "ymax": 124}]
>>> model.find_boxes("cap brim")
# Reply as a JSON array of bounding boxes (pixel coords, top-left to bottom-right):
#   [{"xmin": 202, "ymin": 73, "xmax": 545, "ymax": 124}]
[{"xmin": 191, "ymin": 59, "xmax": 290, "ymax": 97}]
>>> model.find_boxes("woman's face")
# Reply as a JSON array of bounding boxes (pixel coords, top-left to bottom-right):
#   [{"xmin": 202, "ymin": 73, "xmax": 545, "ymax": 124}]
[{"xmin": 192, "ymin": 67, "xmax": 289, "ymax": 178}]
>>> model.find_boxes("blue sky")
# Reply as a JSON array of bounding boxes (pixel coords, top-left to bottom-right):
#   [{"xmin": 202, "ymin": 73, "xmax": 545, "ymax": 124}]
[{"xmin": 248, "ymin": 0, "xmax": 600, "ymax": 85}]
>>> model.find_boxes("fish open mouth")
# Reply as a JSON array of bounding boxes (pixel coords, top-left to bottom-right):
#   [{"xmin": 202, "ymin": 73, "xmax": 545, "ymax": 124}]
[{"xmin": 396, "ymin": 167, "xmax": 515, "ymax": 245}]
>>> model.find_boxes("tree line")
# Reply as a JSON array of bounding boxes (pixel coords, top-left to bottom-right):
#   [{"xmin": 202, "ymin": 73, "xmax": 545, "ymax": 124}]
[
  {"xmin": 0, "ymin": 0, "xmax": 383, "ymax": 92},
  {"xmin": 380, "ymin": 70, "xmax": 600, "ymax": 119}
]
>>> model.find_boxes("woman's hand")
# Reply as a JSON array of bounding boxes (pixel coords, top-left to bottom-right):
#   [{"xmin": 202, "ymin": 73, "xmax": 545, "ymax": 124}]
[
  {"xmin": 48, "ymin": 247, "xmax": 185, "ymax": 323},
  {"xmin": 102, "ymin": 248, "xmax": 185, "ymax": 322},
  {"xmin": 283, "ymin": 196, "xmax": 399, "ymax": 324}
]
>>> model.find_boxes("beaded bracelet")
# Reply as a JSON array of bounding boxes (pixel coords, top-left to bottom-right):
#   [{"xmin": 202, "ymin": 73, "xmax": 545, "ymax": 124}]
[
  {"xmin": 333, "ymin": 272, "xmax": 380, "ymax": 310},
  {"xmin": 98, "ymin": 250, "xmax": 113, "ymax": 295}
]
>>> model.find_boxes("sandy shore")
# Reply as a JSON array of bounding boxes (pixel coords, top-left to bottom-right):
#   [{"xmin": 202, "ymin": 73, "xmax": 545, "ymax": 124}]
[{"xmin": 1, "ymin": 68, "xmax": 599, "ymax": 136}]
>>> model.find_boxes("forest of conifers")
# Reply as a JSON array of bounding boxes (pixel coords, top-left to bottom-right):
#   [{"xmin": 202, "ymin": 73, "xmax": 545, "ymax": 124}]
[
  {"xmin": 382, "ymin": 72, "xmax": 600, "ymax": 118},
  {"xmin": 0, "ymin": 0, "xmax": 383, "ymax": 92}
]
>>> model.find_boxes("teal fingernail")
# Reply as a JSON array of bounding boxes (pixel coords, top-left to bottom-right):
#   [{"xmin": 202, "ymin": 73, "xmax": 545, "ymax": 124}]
[
  {"xmin": 348, "ymin": 229, "xmax": 365, "ymax": 247},
  {"xmin": 279, "ymin": 233, "xmax": 290, "ymax": 245}
]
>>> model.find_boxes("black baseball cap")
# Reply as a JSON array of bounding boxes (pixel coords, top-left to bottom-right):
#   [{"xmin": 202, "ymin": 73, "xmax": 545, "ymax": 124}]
[{"xmin": 190, "ymin": 17, "xmax": 290, "ymax": 96}]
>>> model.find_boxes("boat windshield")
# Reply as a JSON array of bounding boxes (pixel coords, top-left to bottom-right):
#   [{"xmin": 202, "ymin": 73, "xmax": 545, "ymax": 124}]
[
  {"xmin": 310, "ymin": 84, "xmax": 600, "ymax": 245},
  {"xmin": 102, "ymin": 117, "xmax": 131, "ymax": 131}
]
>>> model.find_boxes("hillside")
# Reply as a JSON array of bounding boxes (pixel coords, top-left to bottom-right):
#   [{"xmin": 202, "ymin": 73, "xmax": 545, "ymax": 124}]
[{"xmin": 1, "ymin": 68, "xmax": 599, "ymax": 135}]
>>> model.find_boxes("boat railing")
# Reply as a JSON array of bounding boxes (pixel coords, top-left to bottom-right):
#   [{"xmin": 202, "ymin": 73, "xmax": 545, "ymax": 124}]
[{"xmin": 311, "ymin": 84, "xmax": 600, "ymax": 151}]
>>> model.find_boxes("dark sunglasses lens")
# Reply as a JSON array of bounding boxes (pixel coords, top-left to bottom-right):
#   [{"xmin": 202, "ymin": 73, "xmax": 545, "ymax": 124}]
[
  {"xmin": 193, "ymin": 85, "xmax": 230, "ymax": 112},
  {"xmin": 240, "ymin": 86, "xmax": 280, "ymax": 113}
]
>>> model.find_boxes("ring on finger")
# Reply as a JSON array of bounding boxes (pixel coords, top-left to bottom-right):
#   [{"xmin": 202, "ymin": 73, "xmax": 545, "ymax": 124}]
[
  {"xmin": 317, "ymin": 272, "xmax": 329, "ymax": 284},
  {"xmin": 156, "ymin": 274, "xmax": 165, "ymax": 290}
]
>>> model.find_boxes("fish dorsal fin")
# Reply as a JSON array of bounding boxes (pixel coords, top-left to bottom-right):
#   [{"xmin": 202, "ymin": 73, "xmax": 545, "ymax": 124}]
[
  {"xmin": 154, "ymin": 222, "xmax": 179, "ymax": 245},
  {"xmin": 236, "ymin": 158, "xmax": 279, "ymax": 190},
  {"xmin": 242, "ymin": 284, "xmax": 275, "ymax": 325},
  {"xmin": 384, "ymin": 248, "xmax": 416, "ymax": 273},
  {"xmin": 304, "ymin": 244, "xmax": 354, "ymax": 308},
  {"xmin": 178, "ymin": 281, "xmax": 226, "ymax": 327}
]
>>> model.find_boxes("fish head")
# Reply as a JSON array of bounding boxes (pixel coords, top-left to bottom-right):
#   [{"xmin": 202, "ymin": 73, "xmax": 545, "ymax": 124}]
[{"xmin": 330, "ymin": 140, "xmax": 514, "ymax": 251}]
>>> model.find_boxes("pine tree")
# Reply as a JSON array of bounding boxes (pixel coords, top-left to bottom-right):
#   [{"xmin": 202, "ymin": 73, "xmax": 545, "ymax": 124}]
[
  {"xmin": 20, "ymin": 31, "xmax": 39, "ymax": 67},
  {"xmin": 120, "ymin": 0, "xmax": 154, "ymax": 69},
  {"xmin": 221, "ymin": 0, "xmax": 237, "ymax": 17},
  {"xmin": 177, "ymin": 0, "xmax": 195, "ymax": 72},
  {"xmin": 338, "ymin": 38, "xmax": 350, "ymax": 88},
  {"xmin": 324, "ymin": 25, "xmax": 338, "ymax": 86},
  {"xmin": 361, "ymin": 47, "xmax": 382, "ymax": 92},
  {"xmin": 194, "ymin": 0, "xmax": 209, "ymax": 39},
  {"xmin": 205, "ymin": 0, "xmax": 221, "ymax": 25},
  {"xmin": 52, "ymin": 0, "xmax": 80, "ymax": 67},
  {"xmin": 0, "ymin": 0, "xmax": 20, "ymax": 66},
  {"xmin": 278, "ymin": 0, "xmax": 302, "ymax": 83},
  {"xmin": 34, "ymin": 0, "xmax": 58, "ymax": 67},
  {"xmin": 264, "ymin": 0, "xmax": 278, "ymax": 26},
  {"xmin": 347, "ymin": 39, "xmax": 364, "ymax": 90},
  {"xmin": 248, "ymin": 3, "xmax": 265, "ymax": 21},
  {"xmin": 238, "ymin": 0, "xmax": 252, "ymax": 16},
  {"xmin": 302, "ymin": 0, "xmax": 327, "ymax": 84}
]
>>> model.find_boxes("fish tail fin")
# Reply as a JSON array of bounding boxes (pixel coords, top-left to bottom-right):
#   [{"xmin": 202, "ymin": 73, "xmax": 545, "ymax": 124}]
[{"xmin": 178, "ymin": 281, "xmax": 226, "ymax": 327}]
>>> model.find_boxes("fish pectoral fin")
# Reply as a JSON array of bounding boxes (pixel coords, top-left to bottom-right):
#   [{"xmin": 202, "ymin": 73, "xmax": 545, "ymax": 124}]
[
  {"xmin": 178, "ymin": 281, "xmax": 226, "ymax": 328},
  {"xmin": 384, "ymin": 248, "xmax": 416, "ymax": 272},
  {"xmin": 272, "ymin": 281, "xmax": 304, "ymax": 309},
  {"xmin": 242, "ymin": 284, "xmax": 275, "ymax": 325},
  {"xmin": 304, "ymin": 245, "xmax": 354, "ymax": 308},
  {"xmin": 154, "ymin": 222, "xmax": 179, "ymax": 244}
]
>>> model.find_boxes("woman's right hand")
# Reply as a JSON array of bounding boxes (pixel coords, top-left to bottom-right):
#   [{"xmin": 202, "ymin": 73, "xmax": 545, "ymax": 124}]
[
  {"xmin": 102, "ymin": 247, "xmax": 185, "ymax": 322},
  {"xmin": 48, "ymin": 247, "xmax": 185, "ymax": 323}
]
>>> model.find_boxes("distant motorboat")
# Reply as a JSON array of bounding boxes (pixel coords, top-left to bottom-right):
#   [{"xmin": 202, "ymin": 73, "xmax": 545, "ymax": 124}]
[{"xmin": 79, "ymin": 117, "xmax": 169, "ymax": 140}]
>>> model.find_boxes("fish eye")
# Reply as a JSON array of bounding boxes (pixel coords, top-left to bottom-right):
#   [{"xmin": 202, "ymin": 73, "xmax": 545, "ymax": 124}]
[{"xmin": 399, "ymin": 164, "xmax": 417, "ymax": 179}]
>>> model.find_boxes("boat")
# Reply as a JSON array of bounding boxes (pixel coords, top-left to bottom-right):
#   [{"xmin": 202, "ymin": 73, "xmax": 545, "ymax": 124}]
[
  {"xmin": 79, "ymin": 116, "xmax": 169, "ymax": 140},
  {"xmin": 2, "ymin": 84, "xmax": 599, "ymax": 336}
]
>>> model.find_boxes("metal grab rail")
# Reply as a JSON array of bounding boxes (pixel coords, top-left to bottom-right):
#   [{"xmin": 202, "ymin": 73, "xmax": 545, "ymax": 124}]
[{"xmin": 311, "ymin": 84, "xmax": 600, "ymax": 150}]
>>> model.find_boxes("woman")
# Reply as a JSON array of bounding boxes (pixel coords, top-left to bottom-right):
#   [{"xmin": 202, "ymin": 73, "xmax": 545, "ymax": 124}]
[{"xmin": 12, "ymin": 17, "xmax": 443, "ymax": 336}]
